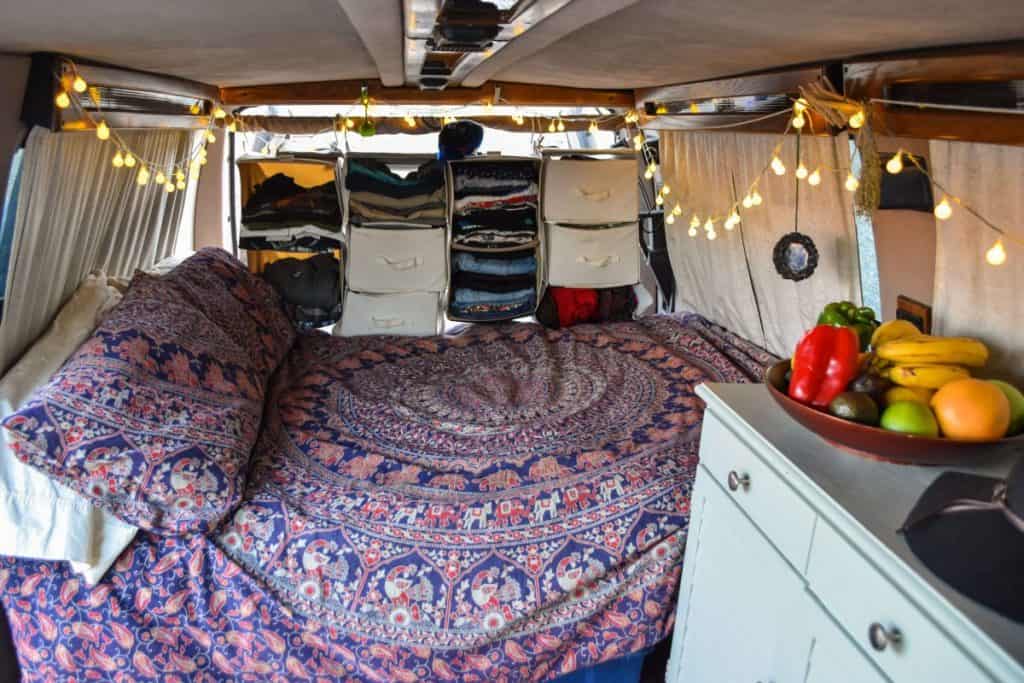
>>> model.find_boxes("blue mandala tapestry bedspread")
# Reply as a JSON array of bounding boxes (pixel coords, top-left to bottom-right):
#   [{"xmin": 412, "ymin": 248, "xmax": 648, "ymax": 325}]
[{"xmin": 0, "ymin": 314, "xmax": 774, "ymax": 682}]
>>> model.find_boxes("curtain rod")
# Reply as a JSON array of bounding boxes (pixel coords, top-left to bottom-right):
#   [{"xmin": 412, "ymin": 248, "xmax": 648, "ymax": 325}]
[{"xmin": 870, "ymin": 98, "xmax": 1024, "ymax": 117}]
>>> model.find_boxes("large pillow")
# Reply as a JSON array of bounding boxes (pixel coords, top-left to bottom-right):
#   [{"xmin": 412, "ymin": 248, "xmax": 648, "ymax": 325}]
[{"xmin": 1, "ymin": 249, "xmax": 294, "ymax": 533}]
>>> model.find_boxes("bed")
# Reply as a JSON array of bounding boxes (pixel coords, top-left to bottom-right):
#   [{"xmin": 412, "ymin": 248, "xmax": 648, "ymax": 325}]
[{"xmin": 0, "ymin": 249, "xmax": 774, "ymax": 681}]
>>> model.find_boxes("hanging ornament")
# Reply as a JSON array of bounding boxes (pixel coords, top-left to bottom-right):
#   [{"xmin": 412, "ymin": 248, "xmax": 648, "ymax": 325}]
[
  {"xmin": 358, "ymin": 85, "xmax": 376, "ymax": 137},
  {"xmin": 773, "ymin": 232, "xmax": 819, "ymax": 281}
]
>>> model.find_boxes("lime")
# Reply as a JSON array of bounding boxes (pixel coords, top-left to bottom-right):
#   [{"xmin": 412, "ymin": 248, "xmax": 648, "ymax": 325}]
[
  {"xmin": 989, "ymin": 380, "xmax": 1024, "ymax": 436},
  {"xmin": 880, "ymin": 401, "xmax": 940, "ymax": 438}
]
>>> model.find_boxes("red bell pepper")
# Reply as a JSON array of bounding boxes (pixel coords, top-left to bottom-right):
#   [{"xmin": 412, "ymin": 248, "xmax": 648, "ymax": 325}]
[{"xmin": 788, "ymin": 325, "xmax": 860, "ymax": 407}]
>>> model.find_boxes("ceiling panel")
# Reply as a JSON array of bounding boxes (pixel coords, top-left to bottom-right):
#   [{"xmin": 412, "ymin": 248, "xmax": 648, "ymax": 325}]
[
  {"xmin": 494, "ymin": 0, "xmax": 1024, "ymax": 88},
  {"xmin": 0, "ymin": 0, "xmax": 378, "ymax": 87}
]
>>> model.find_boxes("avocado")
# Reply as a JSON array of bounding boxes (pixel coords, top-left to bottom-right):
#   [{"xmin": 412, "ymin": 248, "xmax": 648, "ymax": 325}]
[
  {"xmin": 849, "ymin": 372, "xmax": 892, "ymax": 404},
  {"xmin": 828, "ymin": 391, "xmax": 880, "ymax": 426}
]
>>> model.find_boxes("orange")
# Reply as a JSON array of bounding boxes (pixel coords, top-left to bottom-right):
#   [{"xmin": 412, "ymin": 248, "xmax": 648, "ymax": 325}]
[{"xmin": 931, "ymin": 378, "xmax": 1011, "ymax": 441}]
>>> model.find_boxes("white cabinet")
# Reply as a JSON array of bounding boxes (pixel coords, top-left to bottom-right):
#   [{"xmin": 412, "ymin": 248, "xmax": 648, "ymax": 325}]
[
  {"xmin": 668, "ymin": 385, "xmax": 1024, "ymax": 683},
  {"xmin": 672, "ymin": 465, "xmax": 813, "ymax": 683}
]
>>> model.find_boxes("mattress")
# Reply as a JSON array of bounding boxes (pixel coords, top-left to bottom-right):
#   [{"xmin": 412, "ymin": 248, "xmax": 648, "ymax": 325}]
[{"xmin": 0, "ymin": 313, "xmax": 775, "ymax": 682}]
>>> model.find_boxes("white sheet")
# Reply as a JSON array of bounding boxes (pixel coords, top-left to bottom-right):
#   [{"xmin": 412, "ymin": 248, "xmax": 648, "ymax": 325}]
[{"xmin": 0, "ymin": 273, "xmax": 137, "ymax": 583}]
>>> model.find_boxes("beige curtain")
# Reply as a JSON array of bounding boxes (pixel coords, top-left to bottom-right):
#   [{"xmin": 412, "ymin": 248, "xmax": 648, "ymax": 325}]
[
  {"xmin": 0, "ymin": 127, "xmax": 200, "ymax": 375},
  {"xmin": 661, "ymin": 131, "xmax": 860, "ymax": 356},
  {"xmin": 930, "ymin": 140, "xmax": 1024, "ymax": 384}
]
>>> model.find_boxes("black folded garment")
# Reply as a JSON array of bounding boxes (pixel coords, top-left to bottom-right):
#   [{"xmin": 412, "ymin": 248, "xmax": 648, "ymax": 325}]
[
  {"xmin": 345, "ymin": 158, "xmax": 444, "ymax": 199},
  {"xmin": 239, "ymin": 234, "xmax": 342, "ymax": 252},
  {"xmin": 243, "ymin": 174, "xmax": 341, "ymax": 226},
  {"xmin": 263, "ymin": 253, "xmax": 341, "ymax": 313},
  {"xmin": 451, "ymin": 270, "xmax": 535, "ymax": 293},
  {"xmin": 453, "ymin": 207, "xmax": 537, "ymax": 233}
]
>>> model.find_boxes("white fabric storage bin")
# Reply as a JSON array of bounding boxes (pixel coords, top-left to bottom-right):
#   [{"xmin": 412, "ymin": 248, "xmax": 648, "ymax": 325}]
[
  {"xmin": 347, "ymin": 226, "xmax": 447, "ymax": 293},
  {"xmin": 542, "ymin": 159, "xmax": 638, "ymax": 224},
  {"xmin": 546, "ymin": 223, "xmax": 640, "ymax": 288},
  {"xmin": 337, "ymin": 291, "xmax": 443, "ymax": 337}
]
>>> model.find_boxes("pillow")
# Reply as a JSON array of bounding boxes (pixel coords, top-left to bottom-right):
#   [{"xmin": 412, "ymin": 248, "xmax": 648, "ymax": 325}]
[
  {"xmin": 2, "ymin": 249, "xmax": 294, "ymax": 534},
  {"xmin": 0, "ymin": 273, "xmax": 137, "ymax": 583}
]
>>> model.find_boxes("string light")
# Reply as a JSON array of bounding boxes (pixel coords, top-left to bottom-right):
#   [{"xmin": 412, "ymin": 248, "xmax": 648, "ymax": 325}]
[
  {"xmin": 260, "ymin": 145, "xmax": 270, "ymax": 155},
  {"xmin": 848, "ymin": 109, "xmax": 866, "ymax": 129},
  {"xmin": 793, "ymin": 98, "xmax": 809, "ymax": 114},
  {"xmin": 155, "ymin": 171, "xmax": 166, "ymax": 185},
  {"xmin": 704, "ymin": 218, "xmax": 714, "ymax": 232},
  {"xmin": 112, "ymin": 151, "xmax": 125, "ymax": 168},
  {"xmin": 808, "ymin": 168, "xmax": 822, "ymax": 186},
  {"xmin": 403, "ymin": 114, "xmax": 416, "ymax": 127},
  {"xmin": 751, "ymin": 190, "xmax": 763, "ymax": 206},
  {"xmin": 227, "ymin": 119, "xmax": 238, "ymax": 133},
  {"xmin": 176, "ymin": 177, "xmax": 187, "ymax": 191},
  {"xmin": 512, "ymin": 114, "xmax": 524, "ymax": 125},
  {"xmin": 707, "ymin": 229, "xmax": 718, "ymax": 241},
  {"xmin": 986, "ymin": 239, "xmax": 1007, "ymax": 266},
  {"xmin": 548, "ymin": 119, "xmax": 557, "ymax": 133},
  {"xmin": 164, "ymin": 180, "xmax": 175, "ymax": 193},
  {"xmin": 588, "ymin": 120, "xmax": 599, "ymax": 134},
  {"xmin": 643, "ymin": 162, "xmax": 656, "ymax": 180},
  {"xmin": 688, "ymin": 226, "xmax": 698, "ymax": 238},
  {"xmin": 795, "ymin": 162, "xmax": 808, "ymax": 180},
  {"xmin": 123, "ymin": 152, "xmax": 136, "ymax": 168},
  {"xmin": 205, "ymin": 130, "xmax": 216, "ymax": 144},
  {"xmin": 632, "ymin": 133, "xmax": 644, "ymax": 151},
  {"xmin": 212, "ymin": 107, "xmax": 227, "ymax": 119},
  {"xmin": 742, "ymin": 194, "xmax": 753, "ymax": 209},
  {"xmin": 666, "ymin": 213, "xmax": 676, "ymax": 225},
  {"xmin": 655, "ymin": 194, "xmax": 664, "ymax": 206},
  {"xmin": 345, "ymin": 118, "xmax": 355, "ymax": 129},
  {"xmin": 54, "ymin": 91, "xmax": 71, "ymax": 109},
  {"xmin": 189, "ymin": 102, "xmax": 202, "ymax": 115},
  {"xmin": 96, "ymin": 120, "xmax": 110, "ymax": 140},
  {"xmin": 886, "ymin": 150, "xmax": 904, "ymax": 174},
  {"xmin": 136, "ymin": 166, "xmax": 150, "ymax": 186},
  {"xmin": 661, "ymin": 183, "xmax": 671, "ymax": 196},
  {"xmin": 672, "ymin": 203, "xmax": 683, "ymax": 216},
  {"xmin": 791, "ymin": 114, "xmax": 806, "ymax": 129},
  {"xmin": 770, "ymin": 155, "xmax": 786, "ymax": 176},
  {"xmin": 934, "ymin": 196, "xmax": 953, "ymax": 220},
  {"xmin": 690, "ymin": 215, "xmax": 701, "ymax": 230},
  {"xmin": 845, "ymin": 173, "xmax": 859, "ymax": 192},
  {"xmin": 556, "ymin": 118, "xmax": 566, "ymax": 132},
  {"xmin": 72, "ymin": 75, "xmax": 87, "ymax": 93},
  {"xmin": 725, "ymin": 210, "xmax": 741, "ymax": 230}
]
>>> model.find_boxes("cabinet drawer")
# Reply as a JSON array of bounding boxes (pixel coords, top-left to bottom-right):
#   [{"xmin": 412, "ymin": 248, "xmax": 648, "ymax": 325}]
[
  {"xmin": 542, "ymin": 159, "xmax": 638, "ymax": 224},
  {"xmin": 347, "ymin": 226, "xmax": 447, "ymax": 293},
  {"xmin": 546, "ymin": 223, "xmax": 639, "ymax": 288},
  {"xmin": 337, "ymin": 291, "xmax": 442, "ymax": 337},
  {"xmin": 808, "ymin": 521, "xmax": 993, "ymax": 683},
  {"xmin": 698, "ymin": 414, "xmax": 816, "ymax": 572}
]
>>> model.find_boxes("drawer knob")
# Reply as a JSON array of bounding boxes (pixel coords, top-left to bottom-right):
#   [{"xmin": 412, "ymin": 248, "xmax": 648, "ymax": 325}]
[
  {"xmin": 868, "ymin": 622, "xmax": 902, "ymax": 651},
  {"xmin": 727, "ymin": 470, "xmax": 750, "ymax": 492}
]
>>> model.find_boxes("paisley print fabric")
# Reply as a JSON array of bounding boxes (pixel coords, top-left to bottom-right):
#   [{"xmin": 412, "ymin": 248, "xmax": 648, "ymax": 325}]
[
  {"xmin": 1, "ymin": 249, "xmax": 294, "ymax": 533},
  {"xmin": 0, "ymin": 314, "xmax": 771, "ymax": 681}
]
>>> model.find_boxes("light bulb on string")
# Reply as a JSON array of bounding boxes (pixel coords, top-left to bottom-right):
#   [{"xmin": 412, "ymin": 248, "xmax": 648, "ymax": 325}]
[
  {"xmin": 672, "ymin": 203, "xmax": 683, "ymax": 216},
  {"xmin": 227, "ymin": 118, "xmax": 238, "ymax": 133},
  {"xmin": 136, "ymin": 166, "xmax": 150, "ymax": 186},
  {"xmin": 547, "ymin": 120, "xmax": 557, "ymax": 133},
  {"xmin": 808, "ymin": 168, "xmax": 822, "ymax": 186},
  {"xmin": 513, "ymin": 114, "xmax": 524, "ymax": 125},
  {"xmin": 655, "ymin": 194, "xmax": 664, "ymax": 206},
  {"xmin": 742, "ymin": 194, "xmax": 753, "ymax": 209},
  {"xmin": 123, "ymin": 152, "xmax": 136, "ymax": 168},
  {"xmin": 112, "ymin": 151, "xmax": 125, "ymax": 168},
  {"xmin": 404, "ymin": 115, "xmax": 416, "ymax": 127},
  {"xmin": 690, "ymin": 215, "xmax": 701, "ymax": 230},
  {"xmin": 212, "ymin": 107, "xmax": 226, "ymax": 119},
  {"xmin": 726, "ymin": 210, "xmax": 741, "ymax": 230},
  {"xmin": 791, "ymin": 114, "xmax": 806, "ymax": 129},
  {"xmin": 96, "ymin": 120, "xmax": 110, "ymax": 140},
  {"xmin": 164, "ymin": 180, "xmax": 175, "ymax": 194},
  {"xmin": 751, "ymin": 190, "xmax": 763, "ymax": 206},
  {"xmin": 345, "ymin": 118, "xmax": 355, "ymax": 129},
  {"xmin": 845, "ymin": 173, "xmax": 859, "ymax": 192},
  {"xmin": 644, "ymin": 165, "xmax": 655, "ymax": 180},
  {"xmin": 72, "ymin": 75, "xmax": 87, "ymax": 93},
  {"xmin": 54, "ymin": 91, "xmax": 71, "ymax": 109},
  {"xmin": 704, "ymin": 218, "xmax": 714, "ymax": 232},
  {"xmin": 934, "ymin": 196, "xmax": 953, "ymax": 221},
  {"xmin": 795, "ymin": 162, "xmax": 808, "ymax": 180},
  {"xmin": 770, "ymin": 155, "xmax": 786, "ymax": 176},
  {"xmin": 661, "ymin": 183, "xmax": 671, "ymax": 196},
  {"xmin": 206, "ymin": 130, "xmax": 216, "ymax": 144},
  {"xmin": 588, "ymin": 120, "xmax": 599, "ymax": 134},
  {"xmin": 886, "ymin": 151, "xmax": 904, "ymax": 174},
  {"xmin": 688, "ymin": 226, "xmax": 698, "ymax": 238},
  {"xmin": 707, "ymin": 229, "xmax": 718, "ymax": 241},
  {"xmin": 175, "ymin": 169, "xmax": 186, "ymax": 183},
  {"xmin": 190, "ymin": 102, "xmax": 202, "ymax": 115},
  {"xmin": 556, "ymin": 119, "xmax": 565, "ymax": 132},
  {"xmin": 155, "ymin": 171, "xmax": 166, "ymax": 185},
  {"xmin": 848, "ymin": 109, "xmax": 866, "ymax": 129},
  {"xmin": 793, "ymin": 98, "xmax": 809, "ymax": 115},
  {"xmin": 665, "ymin": 213, "xmax": 676, "ymax": 225},
  {"xmin": 986, "ymin": 239, "xmax": 1007, "ymax": 266},
  {"xmin": 176, "ymin": 178, "xmax": 187, "ymax": 190},
  {"xmin": 633, "ymin": 133, "xmax": 644, "ymax": 151}
]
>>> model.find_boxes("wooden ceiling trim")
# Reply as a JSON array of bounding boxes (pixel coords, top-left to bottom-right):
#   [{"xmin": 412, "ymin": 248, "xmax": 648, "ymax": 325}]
[
  {"xmin": 220, "ymin": 79, "xmax": 634, "ymax": 108},
  {"xmin": 634, "ymin": 66, "xmax": 833, "ymax": 112}
]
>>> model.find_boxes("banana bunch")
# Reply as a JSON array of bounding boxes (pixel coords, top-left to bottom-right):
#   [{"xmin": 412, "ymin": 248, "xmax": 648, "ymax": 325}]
[{"xmin": 870, "ymin": 320, "xmax": 990, "ymax": 390}]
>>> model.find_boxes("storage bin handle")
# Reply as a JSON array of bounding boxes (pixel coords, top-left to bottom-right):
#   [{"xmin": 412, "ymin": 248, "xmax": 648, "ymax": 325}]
[
  {"xmin": 577, "ymin": 255, "xmax": 620, "ymax": 268},
  {"xmin": 375, "ymin": 256, "xmax": 423, "ymax": 271},
  {"xmin": 574, "ymin": 187, "xmax": 611, "ymax": 202},
  {"xmin": 371, "ymin": 317, "xmax": 406, "ymax": 328}
]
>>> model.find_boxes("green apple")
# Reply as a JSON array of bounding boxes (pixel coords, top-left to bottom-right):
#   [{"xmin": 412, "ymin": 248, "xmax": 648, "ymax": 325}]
[
  {"xmin": 880, "ymin": 401, "xmax": 939, "ymax": 438},
  {"xmin": 989, "ymin": 380, "xmax": 1024, "ymax": 436}
]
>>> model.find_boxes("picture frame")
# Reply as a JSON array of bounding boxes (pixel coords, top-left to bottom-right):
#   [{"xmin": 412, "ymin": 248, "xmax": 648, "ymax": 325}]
[{"xmin": 896, "ymin": 295, "xmax": 933, "ymax": 334}]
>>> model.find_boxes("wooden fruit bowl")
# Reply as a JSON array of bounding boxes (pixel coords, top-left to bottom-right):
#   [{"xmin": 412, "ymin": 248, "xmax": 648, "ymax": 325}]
[{"xmin": 764, "ymin": 360, "xmax": 1024, "ymax": 465}]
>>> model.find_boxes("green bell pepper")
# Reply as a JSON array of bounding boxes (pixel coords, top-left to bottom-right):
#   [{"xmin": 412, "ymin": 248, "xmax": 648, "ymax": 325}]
[{"xmin": 816, "ymin": 302, "xmax": 877, "ymax": 352}]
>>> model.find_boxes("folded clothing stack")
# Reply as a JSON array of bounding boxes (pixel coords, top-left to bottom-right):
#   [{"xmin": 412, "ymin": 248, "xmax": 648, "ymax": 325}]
[
  {"xmin": 262, "ymin": 253, "xmax": 343, "ymax": 330},
  {"xmin": 452, "ymin": 160, "xmax": 539, "ymax": 249},
  {"xmin": 346, "ymin": 158, "xmax": 445, "ymax": 226},
  {"xmin": 449, "ymin": 250, "xmax": 537, "ymax": 321},
  {"xmin": 242, "ymin": 173, "xmax": 341, "ymax": 231}
]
